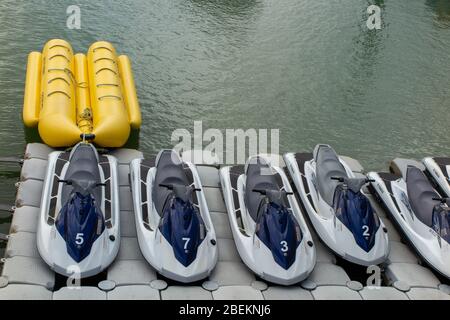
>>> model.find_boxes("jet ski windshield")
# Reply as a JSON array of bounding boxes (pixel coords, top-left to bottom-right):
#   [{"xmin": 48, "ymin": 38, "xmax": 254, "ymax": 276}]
[
  {"xmin": 159, "ymin": 192, "xmax": 206, "ymax": 267},
  {"xmin": 56, "ymin": 191, "xmax": 105, "ymax": 263},
  {"xmin": 333, "ymin": 184, "xmax": 380, "ymax": 252},
  {"xmin": 255, "ymin": 194, "xmax": 302, "ymax": 270}
]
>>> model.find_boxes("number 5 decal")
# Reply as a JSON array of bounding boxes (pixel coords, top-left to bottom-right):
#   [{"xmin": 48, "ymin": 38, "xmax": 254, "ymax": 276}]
[{"xmin": 76, "ymin": 233, "xmax": 84, "ymax": 245}]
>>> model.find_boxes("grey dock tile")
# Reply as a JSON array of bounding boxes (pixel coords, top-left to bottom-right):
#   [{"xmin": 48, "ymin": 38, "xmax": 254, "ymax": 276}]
[
  {"xmin": 118, "ymin": 164, "xmax": 131, "ymax": 186},
  {"xmin": 204, "ymin": 187, "xmax": 226, "ymax": 213},
  {"xmin": 213, "ymin": 286, "xmax": 264, "ymax": 300},
  {"xmin": 53, "ymin": 287, "xmax": 106, "ymax": 300},
  {"xmin": 120, "ymin": 211, "xmax": 137, "ymax": 237},
  {"xmin": 315, "ymin": 241, "xmax": 336, "ymax": 264},
  {"xmin": 217, "ymin": 238, "xmax": 241, "ymax": 262},
  {"xmin": 116, "ymin": 237, "xmax": 144, "ymax": 260},
  {"xmin": 2, "ymin": 256, "xmax": 54, "ymax": 289},
  {"xmin": 385, "ymin": 263, "xmax": 440, "ymax": 288},
  {"xmin": 312, "ymin": 286, "xmax": 362, "ymax": 300},
  {"xmin": 387, "ymin": 241, "xmax": 419, "ymax": 264},
  {"xmin": 211, "ymin": 212, "xmax": 232, "ymax": 239},
  {"xmin": 340, "ymin": 156, "xmax": 364, "ymax": 173},
  {"xmin": 107, "ymin": 259, "xmax": 157, "ymax": 285},
  {"xmin": 197, "ymin": 166, "xmax": 220, "ymax": 188},
  {"xmin": 10, "ymin": 206, "xmax": 39, "ymax": 233},
  {"xmin": 20, "ymin": 158, "xmax": 47, "ymax": 181},
  {"xmin": 24, "ymin": 143, "xmax": 53, "ymax": 160},
  {"xmin": 0, "ymin": 284, "xmax": 52, "ymax": 300},
  {"xmin": 209, "ymin": 261, "xmax": 255, "ymax": 286},
  {"xmin": 263, "ymin": 286, "xmax": 313, "ymax": 300},
  {"xmin": 161, "ymin": 286, "xmax": 212, "ymax": 300},
  {"xmin": 359, "ymin": 286, "xmax": 408, "ymax": 300},
  {"xmin": 15, "ymin": 180, "xmax": 43, "ymax": 208},
  {"xmin": 119, "ymin": 186, "xmax": 133, "ymax": 211},
  {"xmin": 109, "ymin": 149, "xmax": 143, "ymax": 165},
  {"xmin": 406, "ymin": 288, "xmax": 450, "ymax": 300},
  {"xmin": 307, "ymin": 263, "xmax": 350, "ymax": 286},
  {"xmin": 380, "ymin": 217, "xmax": 402, "ymax": 242},
  {"xmin": 6, "ymin": 232, "xmax": 39, "ymax": 258},
  {"xmin": 108, "ymin": 285, "xmax": 160, "ymax": 300}
]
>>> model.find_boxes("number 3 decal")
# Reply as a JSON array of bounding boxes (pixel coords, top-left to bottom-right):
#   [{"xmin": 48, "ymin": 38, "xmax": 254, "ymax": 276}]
[{"xmin": 280, "ymin": 240, "xmax": 288, "ymax": 252}]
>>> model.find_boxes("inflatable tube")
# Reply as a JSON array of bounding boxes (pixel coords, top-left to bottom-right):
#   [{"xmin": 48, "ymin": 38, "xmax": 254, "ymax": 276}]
[
  {"xmin": 38, "ymin": 39, "xmax": 81, "ymax": 147},
  {"xmin": 118, "ymin": 55, "xmax": 141, "ymax": 129},
  {"xmin": 23, "ymin": 52, "xmax": 42, "ymax": 127},
  {"xmin": 74, "ymin": 54, "xmax": 93, "ymax": 134},
  {"xmin": 87, "ymin": 41, "xmax": 130, "ymax": 147}
]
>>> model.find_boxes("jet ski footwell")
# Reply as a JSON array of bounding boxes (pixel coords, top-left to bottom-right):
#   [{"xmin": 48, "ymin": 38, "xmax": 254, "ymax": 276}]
[{"xmin": 1, "ymin": 145, "xmax": 449, "ymax": 299}]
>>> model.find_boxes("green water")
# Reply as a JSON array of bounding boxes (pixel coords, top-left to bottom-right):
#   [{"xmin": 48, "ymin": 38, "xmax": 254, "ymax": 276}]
[{"xmin": 0, "ymin": 0, "xmax": 449, "ymax": 253}]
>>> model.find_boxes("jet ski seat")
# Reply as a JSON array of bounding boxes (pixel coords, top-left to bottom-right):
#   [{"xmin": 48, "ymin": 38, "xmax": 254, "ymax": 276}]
[
  {"xmin": 153, "ymin": 150, "xmax": 192, "ymax": 217},
  {"xmin": 61, "ymin": 144, "xmax": 102, "ymax": 205},
  {"xmin": 314, "ymin": 145, "xmax": 348, "ymax": 206},
  {"xmin": 406, "ymin": 166, "xmax": 441, "ymax": 227},
  {"xmin": 245, "ymin": 157, "xmax": 287, "ymax": 222}
]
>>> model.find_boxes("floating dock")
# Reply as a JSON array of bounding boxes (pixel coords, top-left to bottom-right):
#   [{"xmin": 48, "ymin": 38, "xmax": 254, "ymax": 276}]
[{"xmin": 0, "ymin": 143, "xmax": 449, "ymax": 300}]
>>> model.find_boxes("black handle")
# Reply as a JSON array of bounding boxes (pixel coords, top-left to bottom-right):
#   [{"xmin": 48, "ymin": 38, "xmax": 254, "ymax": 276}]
[
  {"xmin": 432, "ymin": 197, "xmax": 448, "ymax": 204},
  {"xmin": 330, "ymin": 176, "xmax": 345, "ymax": 182},
  {"xmin": 80, "ymin": 133, "xmax": 96, "ymax": 141},
  {"xmin": 58, "ymin": 179, "xmax": 72, "ymax": 185}
]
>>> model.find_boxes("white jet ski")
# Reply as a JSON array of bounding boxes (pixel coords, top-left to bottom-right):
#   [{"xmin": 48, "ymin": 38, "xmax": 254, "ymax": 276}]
[
  {"xmin": 368, "ymin": 158, "xmax": 450, "ymax": 279},
  {"xmin": 284, "ymin": 144, "xmax": 389, "ymax": 266},
  {"xmin": 37, "ymin": 136, "xmax": 120, "ymax": 278},
  {"xmin": 220, "ymin": 155, "xmax": 316, "ymax": 285},
  {"xmin": 130, "ymin": 149, "xmax": 218, "ymax": 283}
]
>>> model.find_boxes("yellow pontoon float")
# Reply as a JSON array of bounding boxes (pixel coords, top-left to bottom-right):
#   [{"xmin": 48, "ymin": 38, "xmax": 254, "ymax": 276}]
[{"xmin": 22, "ymin": 39, "xmax": 141, "ymax": 148}]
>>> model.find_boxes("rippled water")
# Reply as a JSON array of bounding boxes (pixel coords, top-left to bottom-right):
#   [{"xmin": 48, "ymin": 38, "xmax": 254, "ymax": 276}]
[{"xmin": 0, "ymin": 0, "xmax": 449, "ymax": 254}]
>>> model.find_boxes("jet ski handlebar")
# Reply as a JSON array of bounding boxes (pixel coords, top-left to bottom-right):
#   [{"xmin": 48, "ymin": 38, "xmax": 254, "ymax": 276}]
[
  {"xmin": 58, "ymin": 179, "xmax": 105, "ymax": 188},
  {"xmin": 159, "ymin": 183, "xmax": 201, "ymax": 192},
  {"xmin": 432, "ymin": 197, "xmax": 449, "ymax": 204},
  {"xmin": 330, "ymin": 176, "xmax": 375, "ymax": 183},
  {"xmin": 252, "ymin": 189, "xmax": 294, "ymax": 196}
]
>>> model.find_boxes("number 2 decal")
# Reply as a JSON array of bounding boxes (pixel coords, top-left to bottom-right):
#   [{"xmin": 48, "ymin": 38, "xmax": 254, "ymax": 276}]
[
  {"xmin": 362, "ymin": 225, "xmax": 370, "ymax": 237},
  {"xmin": 280, "ymin": 240, "xmax": 289, "ymax": 252}
]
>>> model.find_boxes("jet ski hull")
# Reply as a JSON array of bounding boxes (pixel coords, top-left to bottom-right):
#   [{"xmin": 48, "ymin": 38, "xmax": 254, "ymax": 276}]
[
  {"xmin": 130, "ymin": 151, "xmax": 218, "ymax": 283},
  {"xmin": 37, "ymin": 144, "xmax": 120, "ymax": 278},
  {"xmin": 368, "ymin": 169, "xmax": 450, "ymax": 279},
  {"xmin": 284, "ymin": 152, "xmax": 389, "ymax": 266},
  {"xmin": 219, "ymin": 158, "xmax": 316, "ymax": 286}
]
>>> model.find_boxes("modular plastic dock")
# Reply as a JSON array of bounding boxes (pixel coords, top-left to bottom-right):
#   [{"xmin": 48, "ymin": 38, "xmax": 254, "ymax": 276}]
[{"xmin": 0, "ymin": 143, "xmax": 449, "ymax": 300}]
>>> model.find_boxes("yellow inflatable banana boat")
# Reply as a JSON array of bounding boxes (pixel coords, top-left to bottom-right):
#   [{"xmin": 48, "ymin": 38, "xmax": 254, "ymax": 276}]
[{"xmin": 23, "ymin": 39, "xmax": 141, "ymax": 148}]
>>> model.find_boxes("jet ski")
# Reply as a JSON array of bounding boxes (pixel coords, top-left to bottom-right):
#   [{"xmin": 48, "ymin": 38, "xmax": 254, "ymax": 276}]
[
  {"xmin": 220, "ymin": 155, "xmax": 316, "ymax": 285},
  {"xmin": 37, "ymin": 135, "xmax": 120, "ymax": 278},
  {"xmin": 129, "ymin": 150, "xmax": 218, "ymax": 283},
  {"xmin": 284, "ymin": 144, "xmax": 389, "ymax": 266},
  {"xmin": 368, "ymin": 159, "xmax": 450, "ymax": 279}
]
